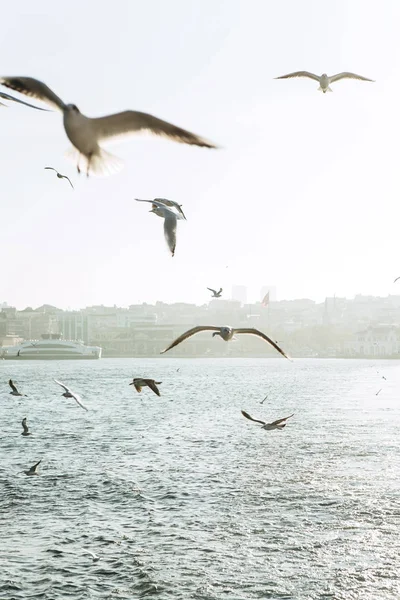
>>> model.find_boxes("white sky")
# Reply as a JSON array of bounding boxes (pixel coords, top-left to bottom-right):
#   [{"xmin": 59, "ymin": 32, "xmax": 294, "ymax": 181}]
[{"xmin": 2, "ymin": 0, "xmax": 400, "ymax": 309}]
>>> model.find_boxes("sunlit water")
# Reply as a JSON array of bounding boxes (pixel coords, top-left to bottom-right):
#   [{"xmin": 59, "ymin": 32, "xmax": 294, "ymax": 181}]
[{"xmin": 1, "ymin": 358, "xmax": 400, "ymax": 600}]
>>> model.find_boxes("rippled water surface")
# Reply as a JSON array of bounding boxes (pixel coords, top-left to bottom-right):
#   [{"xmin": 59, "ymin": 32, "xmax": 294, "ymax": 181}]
[{"xmin": 1, "ymin": 358, "xmax": 400, "ymax": 599}]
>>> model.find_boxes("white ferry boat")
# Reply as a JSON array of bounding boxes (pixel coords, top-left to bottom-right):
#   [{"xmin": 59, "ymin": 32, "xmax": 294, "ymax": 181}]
[{"xmin": 0, "ymin": 334, "xmax": 102, "ymax": 360}]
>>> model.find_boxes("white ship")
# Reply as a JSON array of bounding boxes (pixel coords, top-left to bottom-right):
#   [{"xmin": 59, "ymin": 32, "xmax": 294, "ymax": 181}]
[{"xmin": 0, "ymin": 334, "xmax": 102, "ymax": 360}]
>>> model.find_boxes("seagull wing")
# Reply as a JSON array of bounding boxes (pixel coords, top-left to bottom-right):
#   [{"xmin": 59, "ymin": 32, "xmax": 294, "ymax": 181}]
[
  {"xmin": 54, "ymin": 379, "xmax": 71, "ymax": 393},
  {"xmin": 275, "ymin": 71, "xmax": 320, "ymax": 82},
  {"xmin": 145, "ymin": 380, "xmax": 161, "ymax": 396},
  {"xmin": 29, "ymin": 460, "xmax": 41, "ymax": 474},
  {"xmin": 164, "ymin": 211, "xmax": 177, "ymax": 257},
  {"xmin": 270, "ymin": 414, "xmax": 294, "ymax": 426},
  {"xmin": 91, "ymin": 110, "xmax": 218, "ymax": 148},
  {"xmin": 207, "ymin": 288, "xmax": 217, "ymax": 295},
  {"xmin": 0, "ymin": 77, "xmax": 65, "ymax": 110},
  {"xmin": 133, "ymin": 381, "xmax": 142, "ymax": 392},
  {"xmin": 394, "ymin": 277, "xmax": 400, "ymax": 283},
  {"xmin": 0, "ymin": 91, "xmax": 50, "ymax": 111},
  {"xmin": 62, "ymin": 175, "xmax": 74, "ymax": 189},
  {"xmin": 329, "ymin": 72, "xmax": 374, "ymax": 83},
  {"xmin": 233, "ymin": 328, "xmax": 291, "ymax": 360},
  {"xmin": 45, "ymin": 167, "xmax": 57, "ymax": 172},
  {"xmin": 161, "ymin": 326, "xmax": 221, "ymax": 354},
  {"xmin": 241, "ymin": 410, "xmax": 266, "ymax": 425},
  {"xmin": 154, "ymin": 199, "xmax": 187, "ymax": 220},
  {"xmin": 22, "ymin": 418, "xmax": 29, "ymax": 434},
  {"xmin": 71, "ymin": 393, "xmax": 88, "ymax": 411},
  {"xmin": 9, "ymin": 379, "xmax": 18, "ymax": 393}
]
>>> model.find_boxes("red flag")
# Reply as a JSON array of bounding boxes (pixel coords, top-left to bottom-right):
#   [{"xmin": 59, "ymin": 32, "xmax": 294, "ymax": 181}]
[{"xmin": 261, "ymin": 291, "xmax": 270, "ymax": 307}]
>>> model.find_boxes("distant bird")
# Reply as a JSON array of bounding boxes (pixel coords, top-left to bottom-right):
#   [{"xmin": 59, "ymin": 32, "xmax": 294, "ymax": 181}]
[
  {"xmin": 54, "ymin": 379, "xmax": 88, "ymax": 411},
  {"xmin": 136, "ymin": 197, "xmax": 186, "ymax": 220},
  {"xmin": 82, "ymin": 550, "xmax": 100, "ymax": 562},
  {"xmin": 129, "ymin": 378, "xmax": 162, "ymax": 397},
  {"xmin": 161, "ymin": 326, "xmax": 291, "ymax": 360},
  {"xmin": 394, "ymin": 277, "xmax": 400, "ymax": 283},
  {"xmin": 136, "ymin": 198, "xmax": 184, "ymax": 257},
  {"xmin": 382, "ymin": 375, "xmax": 387, "ymax": 380},
  {"xmin": 17, "ymin": 350, "xmax": 21, "ymax": 357},
  {"xmin": 0, "ymin": 76, "xmax": 217, "ymax": 176},
  {"xmin": 24, "ymin": 460, "xmax": 41, "ymax": 476},
  {"xmin": 0, "ymin": 90, "xmax": 48, "ymax": 110},
  {"xmin": 241, "ymin": 409, "xmax": 294, "ymax": 430},
  {"xmin": 260, "ymin": 395, "xmax": 268, "ymax": 405},
  {"xmin": 9, "ymin": 379, "xmax": 27, "ymax": 397},
  {"xmin": 376, "ymin": 388, "xmax": 382, "ymax": 396},
  {"xmin": 275, "ymin": 71, "xmax": 374, "ymax": 93},
  {"xmin": 44, "ymin": 167, "xmax": 74, "ymax": 189},
  {"xmin": 21, "ymin": 417, "xmax": 32, "ymax": 436},
  {"xmin": 207, "ymin": 287, "xmax": 223, "ymax": 298}
]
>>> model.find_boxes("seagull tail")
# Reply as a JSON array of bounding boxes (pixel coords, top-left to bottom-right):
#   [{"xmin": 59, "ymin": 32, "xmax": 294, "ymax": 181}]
[{"xmin": 65, "ymin": 147, "xmax": 124, "ymax": 177}]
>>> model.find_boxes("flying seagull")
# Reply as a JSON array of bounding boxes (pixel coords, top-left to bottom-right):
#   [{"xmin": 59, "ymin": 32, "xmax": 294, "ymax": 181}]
[
  {"xmin": 136, "ymin": 197, "xmax": 186, "ymax": 220},
  {"xmin": 275, "ymin": 71, "xmax": 374, "ymax": 93},
  {"xmin": 24, "ymin": 460, "xmax": 41, "ymax": 476},
  {"xmin": 0, "ymin": 91, "xmax": 48, "ymax": 110},
  {"xmin": 260, "ymin": 395, "xmax": 268, "ymax": 404},
  {"xmin": 160, "ymin": 326, "xmax": 291, "ymax": 359},
  {"xmin": 21, "ymin": 417, "xmax": 32, "ymax": 436},
  {"xmin": 82, "ymin": 550, "xmax": 100, "ymax": 562},
  {"xmin": 0, "ymin": 76, "xmax": 217, "ymax": 177},
  {"xmin": 129, "ymin": 378, "xmax": 162, "ymax": 397},
  {"xmin": 136, "ymin": 198, "xmax": 184, "ymax": 257},
  {"xmin": 207, "ymin": 287, "xmax": 223, "ymax": 298},
  {"xmin": 44, "ymin": 167, "xmax": 74, "ymax": 189},
  {"xmin": 241, "ymin": 409, "xmax": 294, "ymax": 430},
  {"xmin": 394, "ymin": 277, "xmax": 400, "ymax": 283},
  {"xmin": 54, "ymin": 379, "xmax": 88, "ymax": 411},
  {"xmin": 9, "ymin": 379, "xmax": 27, "ymax": 397}
]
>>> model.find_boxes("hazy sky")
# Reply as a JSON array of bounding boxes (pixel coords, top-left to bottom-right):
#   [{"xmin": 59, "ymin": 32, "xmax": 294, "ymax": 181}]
[{"xmin": 2, "ymin": 0, "xmax": 400, "ymax": 309}]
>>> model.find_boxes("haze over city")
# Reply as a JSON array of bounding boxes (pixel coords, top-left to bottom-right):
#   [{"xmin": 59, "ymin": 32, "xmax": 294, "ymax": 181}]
[{"xmin": 2, "ymin": 0, "xmax": 400, "ymax": 309}]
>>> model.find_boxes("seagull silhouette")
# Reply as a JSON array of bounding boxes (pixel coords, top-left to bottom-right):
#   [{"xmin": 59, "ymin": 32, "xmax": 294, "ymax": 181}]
[
  {"xmin": 0, "ymin": 76, "xmax": 218, "ymax": 176},
  {"xmin": 161, "ymin": 326, "xmax": 291, "ymax": 359},
  {"xmin": 275, "ymin": 71, "xmax": 374, "ymax": 93},
  {"xmin": 44, "ymin": 167, "xmax": 74, "ymax": 189},
  {"xmin": 241, "ymin": 410, "xmax": 294, "ymax": 430},
  {"xmin": 9, "ymin": 379, "xmax": 27, "ymax": 397},
  {"xmin": 24, "ymin": 460, "xmax": 41, "ymax": 476},
  {"xmin": 207, "ymin": 287, "xmax": 223, "ymax": 298},
  {"xmin": 54, "ymin": 379, "xmax": 88, "ymax": 411},
  {"xmin": 21, "ymin": 417, "xmax": 32, "ymax": 436},
  {"xmin": 136, "ymin": 198, "xmax": 184, "ymax": 257},
  {"xmin": 129, "ymin": 378, "xmax": 162, "ymax": 397}
]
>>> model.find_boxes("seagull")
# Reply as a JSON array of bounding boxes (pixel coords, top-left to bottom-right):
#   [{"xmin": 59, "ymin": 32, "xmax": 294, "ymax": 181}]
[
  {"xmin": 241, "ymin": 410, "xmax": 294, "ymax": 430},
  {"xmin": 21, "ymin": 417, "xmax": 32, "ymax": 436},
  {"xmin": 207, "ymin": 287, "xmax": 223, "ymax": 298},
  {"xmin": 136, "ymin": 197, "xmax": 186, "ymax": 220},
  {"xmin": 394, "ymin": 277, "xmax": 400, "ymax": 283},
  {"xmin": 44, "ymin": 167, "xmax": 74, "ymax": 189},
  {"xmin": 24, "ymin": 460, "xmax": 41, "ymax": 476},
  {"xmin": 0, "ymin": 91, "xmax": 48, "ymax": 110},
  {"xmin": 9, "ymin": 379, "xmax": 27, "ymax": 397},
  {"xmin": 376, "ymin": 388, "xmax": 382, "ymax": 396},
  {"xmin": 275, "ymin": 71, "xmax": 374, "ymax": 93},
  {"xmin": 82, "ymin": 550, "xmax": 100, "ymax": 562},
  {"xmin": 260, "ymin": 395, "xmax": 268, "ymax": 405},
  {"xmin": 0, "ymin": 76, "xmax": 217, "ymax": 177},
  {"xmin": 160, "ymin": 326, "xmax": 291, "ymax": 359},
  {"xmin": 136, "ymin": 198, "xmax": 184, "ymax": 257},
  {"xmin": 54, "ymin": 379, "xmax": 88, "ymax": 411},
  {"xmin": 129, "ymin": 378, "xmax": 162, "ymax": 397}
]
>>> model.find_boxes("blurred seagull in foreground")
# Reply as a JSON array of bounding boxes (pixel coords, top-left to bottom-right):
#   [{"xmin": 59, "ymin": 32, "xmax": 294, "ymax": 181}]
[
  {"xmin": 136, "ymin": 197, "xmax": 186, "ymax": 220},
  {"xmin": 83, "ymin": 550, "xmax": 100, "ymax": 562},
  {"xmin": 161, "ymin": 326, "xmax": 291, "ymax": 360},
  {"xmin": 21, "ymin": 417, "xmax": 32, "ymax": 436},
  {"xmin": 207, "ymin": 287, "xmax": 223, "ymax": 298},
  {"xmin": 54, "ymin": 379, "xmax": 88, "ymax": 411},
  {"xmin": 136, "ymin": 198, "xmax": 184, "ymax": 257},
  {"xmin": 24, "ymin": 460, "xmax": 41, "ymax": 476},
  {"xmin": 0, "ymin": 90, "xmax": 48, "ymax": 110},
  {"xmin": 0, "ymin": 76, "xmax": 217, "ymax": 177},
  {"xmin": 394, "ymin": 276, "xmax": 400, "ymax": 283},
  {"xmin": 9, "ymin": 379, "xmax": 27, "ymax": 397},
  {"xmin": 44, "ymin": 167, "xmax": 74, "ymax": 189},
  {"xmin": 241, "ymin": 410, "xmax": 294, "ymax": 431},
  {"xmin": 129, "ymin": 378, "xmax": 162, "ymax": 397},
  {"xmin": 275, "ymin": 71, "xmax": 374, "ymax": 93}
]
